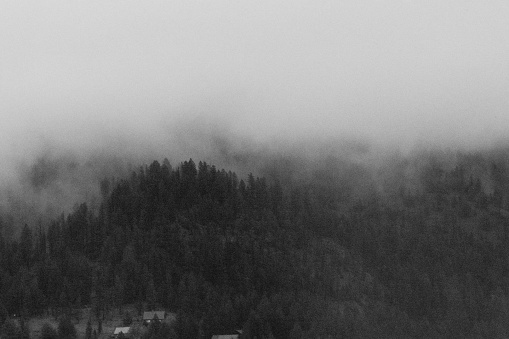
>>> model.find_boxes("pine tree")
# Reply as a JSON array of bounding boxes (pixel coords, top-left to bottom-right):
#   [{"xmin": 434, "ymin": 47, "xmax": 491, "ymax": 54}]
[
  {"xmin": 41, "ymin": 323, "xmax": 58, "ymax": 339},
  {"xmin": 146, "ymin": 277, "xmax": 157, "ymax": 311},
  {"xmin": 114, "ymin": 276, "xmax": 124, "ymax": 314},
  {"xmin": 289, "ymin": 322, "xmax": 303, "ymax": 339},
  {"xmin": 1, "ymin": 319, "xmax": 19, "ymax": 339},
  {"xmin": 58, "ymin": 316, "xmax": 76, "ymax": 339},
  {"xmin": 123, "ymin": 311, "xmax": 132, "ymax": 326},
  {"xmin": 19, "ymin": 224, "xmax": 33, "ymax": 268},
  {"xmin": 0, "ymin": 302, "xmax": 7, "ymax": 326},
  {"xmin": 85, "ymin": 320, "xmax": 92, "ymax": 339},
  {"xmin": 19, "ymin": 317, "xmax": 30, "ymax": 339}
]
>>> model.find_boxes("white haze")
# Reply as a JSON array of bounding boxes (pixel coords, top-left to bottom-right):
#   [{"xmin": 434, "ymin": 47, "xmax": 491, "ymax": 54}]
[{"xmin": 1, "ymin": 1, "xmax": 509, "ymax": 229}]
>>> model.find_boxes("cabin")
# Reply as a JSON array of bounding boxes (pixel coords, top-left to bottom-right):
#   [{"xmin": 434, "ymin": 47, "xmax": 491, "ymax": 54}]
[
  {"xmin": 211, "ymin": 330, "xmax": 242, "ymax": 339},
  {"xmin": 142, "ymin": 311, "xmax": 166, "ymax": 325},
  {"xmin": 111, "ymin": 327, "xmax": 130, "ymax": 338}
]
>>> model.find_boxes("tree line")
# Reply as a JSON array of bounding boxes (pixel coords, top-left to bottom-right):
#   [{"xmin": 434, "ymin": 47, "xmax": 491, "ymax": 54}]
[{"xmin": 2, "ymin": 153, "xmax": 509, "ymax": 338}]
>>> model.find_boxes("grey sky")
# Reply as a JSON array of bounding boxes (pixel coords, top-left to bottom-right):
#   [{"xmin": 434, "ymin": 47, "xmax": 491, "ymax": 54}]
[{"xmin": 2, "ymin": 0, "xmax": 509, "ymax": 166}]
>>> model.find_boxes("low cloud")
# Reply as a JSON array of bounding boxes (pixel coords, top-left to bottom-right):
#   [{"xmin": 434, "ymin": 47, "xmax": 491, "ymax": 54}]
[{"xmin": 1, "ymin": 1, "xmax": 509, "ymax": 234}]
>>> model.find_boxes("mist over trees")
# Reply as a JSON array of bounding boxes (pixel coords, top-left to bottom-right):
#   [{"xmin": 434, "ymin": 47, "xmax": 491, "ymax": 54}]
[{"xmin": 2, "ymin": 144, "xmax": 509, "ymax": 337}]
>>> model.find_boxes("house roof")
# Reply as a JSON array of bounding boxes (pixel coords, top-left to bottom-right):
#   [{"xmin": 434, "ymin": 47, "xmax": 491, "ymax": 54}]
[
  {"xmin": 143, "ymin": 311, "xmax": 165, "ymax": 320},
  {"xmin": 211, "ymin": 335, "xmax": 239, "ymax": 339},
  {"xmin": 113, "ymin": 327, "xmax": 130, "ymax": 335}
]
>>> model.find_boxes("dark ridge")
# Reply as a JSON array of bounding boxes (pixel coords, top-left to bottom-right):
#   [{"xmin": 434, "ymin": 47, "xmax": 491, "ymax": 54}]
[{"xmin": 3, "ymin": 145, "xmax": 509, "ymax": 338}]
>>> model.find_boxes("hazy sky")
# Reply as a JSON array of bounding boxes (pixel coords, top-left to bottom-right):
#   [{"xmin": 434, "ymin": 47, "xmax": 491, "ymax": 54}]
[{"xmin": 2, "ymin": 0, "xmax": 509, "ymax": 162}]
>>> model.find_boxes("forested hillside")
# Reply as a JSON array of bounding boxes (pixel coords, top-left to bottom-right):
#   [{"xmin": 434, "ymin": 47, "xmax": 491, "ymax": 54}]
[{"xmin": 3, "ymin": 150, "xmax": 509, "ymax": 338}]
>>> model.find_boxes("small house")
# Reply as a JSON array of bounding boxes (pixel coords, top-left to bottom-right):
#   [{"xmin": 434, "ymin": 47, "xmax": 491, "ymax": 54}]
[
  {"xmin": 111, "ymin": 327, "xmax": 130, "ymax": 338},
  {"xmin": 143, "ymin": 311, "xmax": 166, "ymax": 325},
  {"xmin": 211, "ymin": 331, "xmax": 241, "ymax": 339}
]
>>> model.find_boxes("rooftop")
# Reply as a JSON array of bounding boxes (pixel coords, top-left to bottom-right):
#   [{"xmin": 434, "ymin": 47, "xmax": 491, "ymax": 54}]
[
  {"xmin": 113, "ymin": 327, "xmax": 130, "ymax": 335},
  {"xmin": 142, "ymin": 311, "xmax": 166, "ymax": 320}
]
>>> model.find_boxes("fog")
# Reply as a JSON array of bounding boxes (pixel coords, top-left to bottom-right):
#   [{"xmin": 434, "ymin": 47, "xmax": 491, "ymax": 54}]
[{"xmin": 1, "ymin": 1, "xmax": 509, "ymax": 232}]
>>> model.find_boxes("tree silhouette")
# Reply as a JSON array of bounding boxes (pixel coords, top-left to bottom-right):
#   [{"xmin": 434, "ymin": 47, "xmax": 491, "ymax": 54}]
[{"xmin": 58, "ymin": 317, "xmax": 76, "ymax": 339}]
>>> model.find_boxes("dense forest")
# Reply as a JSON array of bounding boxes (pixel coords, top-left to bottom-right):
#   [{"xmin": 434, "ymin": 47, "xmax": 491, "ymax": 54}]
[{"xmin": 3, "ymin": 149, "xmax": 509, "ymax": 338}]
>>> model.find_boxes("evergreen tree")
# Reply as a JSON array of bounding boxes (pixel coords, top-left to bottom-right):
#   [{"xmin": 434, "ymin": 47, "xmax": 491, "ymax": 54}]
[
  {"xmin": 0, "ymin": 302, "xmax": 7, "ymax": 326},
  {"xmin": 146, "ymin": 277, "xmax": 156, "ymax": 311},
  {"xmin": 123, "ymin": 311, "xmax": 132, "ymax": 326},
  {"xmin": 1, "ymin": 319, "xmax": 19, "ymax": 339},
  {"xmin": 85, "ymin": 320, "xmax": 92, "ymax": 339},
  {"xmin": 58, "ymin": 317, "xmax": 76, "ymax": 339},
  {"xmin": 289, "ymin": 322, "xmax": 303, "ymax": 339},
  {"xmin": 19, "ymin": 225, "xmax": 33, "ymax": 269},
  {"xmin": 19, "ymin": 317, "xmax": 29, "ymax": 339},
  {"xmin": 41, "ymin": 323, "xmax": 58, "ymax": 339},
  {"xmin": 114, "ymin": 275, "xmax": 124, "ymax": 313}
]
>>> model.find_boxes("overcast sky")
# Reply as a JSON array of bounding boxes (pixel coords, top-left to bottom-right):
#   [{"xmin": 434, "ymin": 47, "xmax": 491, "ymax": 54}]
[{"xmin": 2, "ymin": 0, "xmax": 509, "ymax": 165}]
